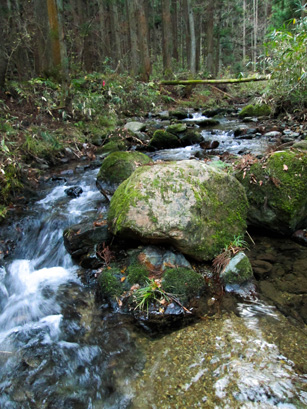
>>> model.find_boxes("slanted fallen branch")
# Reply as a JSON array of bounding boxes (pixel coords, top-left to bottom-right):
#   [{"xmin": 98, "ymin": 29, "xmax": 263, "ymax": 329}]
[{"xmin": 160, "ymin": 76, "xmax": 270, "ymax": 86}]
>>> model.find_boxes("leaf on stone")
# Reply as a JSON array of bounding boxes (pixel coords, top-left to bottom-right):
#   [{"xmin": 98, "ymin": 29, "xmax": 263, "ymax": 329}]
[{"xmin": 121, "ymin": 276, "xmax": 126, "ymax": 282}]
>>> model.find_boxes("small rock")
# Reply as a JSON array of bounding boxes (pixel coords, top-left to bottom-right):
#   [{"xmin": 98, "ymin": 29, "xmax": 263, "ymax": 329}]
[{"xmin": 64, "ymin": 186, "xmax": 83, "ymax": 198}]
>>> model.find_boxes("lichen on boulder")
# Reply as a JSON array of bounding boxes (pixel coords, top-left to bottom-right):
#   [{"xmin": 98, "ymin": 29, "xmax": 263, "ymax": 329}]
[
  {"xmin": 108, "ymin": 160, "xmax": 249, "ymax": 261},
  {"xmin": 96, "ymin": 151, "xmax": 153, "ymax": 194},
  {"xmin": 236, "ymin": 150, "xmax": 307, "ymax": 234}
]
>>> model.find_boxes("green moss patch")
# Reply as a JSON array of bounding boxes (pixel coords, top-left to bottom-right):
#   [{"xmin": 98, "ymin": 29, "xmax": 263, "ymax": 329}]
[
  {"xmin": 162, "ymin": 267, "xmax": 205, "ymax": 302},
  {"xmin": 97, "ymin": 151, "xmax": 153, "ymax": 186}
]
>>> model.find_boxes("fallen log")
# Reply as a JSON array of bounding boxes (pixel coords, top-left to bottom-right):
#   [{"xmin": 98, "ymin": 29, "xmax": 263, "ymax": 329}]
[{"xmin": 160, "ymin": 76, "xmax": 269, "ymax": 86}]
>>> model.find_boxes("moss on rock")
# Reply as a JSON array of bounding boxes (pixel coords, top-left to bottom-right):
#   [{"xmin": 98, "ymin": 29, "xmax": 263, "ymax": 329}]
[
  {"xmin": 149, "ymin": 130, "xmax": 180, "ymax": 149},
  {"xmin": 162, "ymin": 267, "xmax": 204, "ymax": 302},
  {"xmin": 98, "ymin": 268, "xmax": 123, "ymax": 298},
  {"xmin": 127, "ymin": 262, "xmax": 149, "ymax": 285},
  {"xmin": 236, "ymin": 150, "xmax": 307, "ymax": 233},
  {"xmin": 239, "ymin": 104, "xmax": 271, "ymax": 118},
  {"xmin": 220, "ymin": 252, "xmax": 253, "ymax": 284},
  {"xmin": 96, "ymin": 151, "xmax": 153, "ymax": 188}
]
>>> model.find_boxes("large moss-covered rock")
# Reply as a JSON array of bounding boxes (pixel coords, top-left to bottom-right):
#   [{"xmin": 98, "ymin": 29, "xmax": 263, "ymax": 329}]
[
  {"xmin": 96, "ymin": 151, "xmax": 153, "ymax": 194},
  {"xmin": 239, "ymin": 104, "xmax": 271, "ymax": 118},
  {"xmin": 236, "ymin": 150, "xmax": 307, "ymax": 234},
  {"xmin": 108, "ymin": 160, "xmax": 249, "ymax": 261}
]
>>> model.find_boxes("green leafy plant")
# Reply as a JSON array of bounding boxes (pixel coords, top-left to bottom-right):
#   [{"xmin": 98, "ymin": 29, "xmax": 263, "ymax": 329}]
[
  {"xmin": 213, "ymin": 234, "xmax": 250, "ymax": 274},
  {"xmin": 264, "ymin": 17, "xmax": 307, "ymax": 111},
  {"xmin": 133, "ymin": 279, "xmax": 170, "ymax": 313}
]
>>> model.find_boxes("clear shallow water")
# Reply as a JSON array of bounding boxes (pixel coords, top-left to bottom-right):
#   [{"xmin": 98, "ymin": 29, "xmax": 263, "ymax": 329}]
[{"xmin": 0, "ymin": 152, "xmax": 306, "ymax": 408}]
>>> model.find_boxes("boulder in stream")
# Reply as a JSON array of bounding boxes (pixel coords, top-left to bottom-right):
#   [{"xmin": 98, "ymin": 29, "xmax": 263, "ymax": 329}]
[
  {"xmin": 236, "ymin": 150, "xmax": 307, "ymax": 234},
  {"xmin": 96, "ymin": 151, "xmax": 153, "ymax": 195},
  {"xmin": 108, "ymin": 159, "xmax": 249, "ymax": 261}
]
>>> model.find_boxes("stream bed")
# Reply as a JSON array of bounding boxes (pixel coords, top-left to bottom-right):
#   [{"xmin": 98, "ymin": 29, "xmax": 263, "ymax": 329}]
[{"xmin": 0, "ymin": 115, "xmax": 306, "ymax": 408}]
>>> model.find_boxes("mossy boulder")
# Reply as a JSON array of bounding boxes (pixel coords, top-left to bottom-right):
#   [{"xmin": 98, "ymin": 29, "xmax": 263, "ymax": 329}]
[
  {"xmin": 162, "ymin": 267, "xmax": 205, "ymax": 302},
  {"xmin": 97, "ymin": 137, "xmax": 127, "ymax": 154},
  {"xmin": 96, "ymin": 151, "xmax": 153, "ymax": 194},
  {"xmin": 149, "ymin": 130, "xmax": 180, "ymax": 149},
  {"xmin": 124, "ymin": 121, "xmax": 146, "ymax": 133},
  {"xmin": 236, "ymin": 150, "xmax": 307, "ymax": 234},
  {"xmin": 239, "ymin": 104, "xmax": 271, "ymax": 118},
  {"xmin": 179, "ymin": 130, "xmax": 203, "ymax": 147},
  {"xmin": 108, "ymin": 160, "xmax": 249, "ymax": 261},
  {"xmin": 166, "ymin": 123, "xmax": 187, "ymax": 134},
  {"xmin": 220, "ymin": 252, "xmax": 253, "ymax": 284}
]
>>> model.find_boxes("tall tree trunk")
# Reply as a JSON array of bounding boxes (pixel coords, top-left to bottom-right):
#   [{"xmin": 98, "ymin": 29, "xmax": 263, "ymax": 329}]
[
  {"xmin": 183, "ymin": 0, "xmax": 191, "ymax": 69},
  {"xmin": 171, "ymin": 0, "xmax": 179, "ymax": 62},
  {"xmin": 252, "ymin": 0, "xmax": 258, "ymax": 71},
  {"xmin": 187, "ymin": 0, "xmax": 196, "ymax": 74},
  {"xmin": 243, "ymin": 0, "xmax": 246, "ymax": 65},
  {"xmin": 127, "ymin": 0, "xmax": 138, "ymax": 75},
  {"xmin": 135, "ymin": 0, "xmax": 151, "ymax": 81},
  {"xmin": 162, "ymin": 0, "xmax": 172, "ymax": 76},
  {"xmin": 205, "ymin": 3, "xmax": 214, "ymax": 75},
  {"xmin": 110, "ymin": 0, "xmax": 121, "ymax": 70}
]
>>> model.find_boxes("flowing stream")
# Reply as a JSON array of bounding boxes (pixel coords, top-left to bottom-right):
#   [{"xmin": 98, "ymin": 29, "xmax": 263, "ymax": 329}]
[{"xmin": 0, "ymin": 116, "xmax": 306, "ymax": 408}]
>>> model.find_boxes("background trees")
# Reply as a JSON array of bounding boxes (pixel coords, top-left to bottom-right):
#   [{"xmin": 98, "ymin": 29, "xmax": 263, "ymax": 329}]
[{"xmin": 0, "ymin": 0, "xmax": 306, "ymax": 85}]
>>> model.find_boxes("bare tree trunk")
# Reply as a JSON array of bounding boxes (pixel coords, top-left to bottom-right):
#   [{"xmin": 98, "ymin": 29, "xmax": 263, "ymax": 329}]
[
  {"xmin": 110, "ymin": 0, "xmax": 121, "ymax": 70},
  {"xmin": 162, "ymin": 0, "xmax": 172, "ymax": 76},
  {"xmin": 171, "ymin": 0, "xmax": 179, "ymax": 62},
  {"xmin": 205, "ymin": 3, "xmax": 214, "ymax": 75},
  {"xmin": 252, "ymin": 0, "xmax": 258, "ymax": 71},
  {"xmin": 135, "ymin": 0, "xmax": 151, "ymax": 81},
  {"xmin": 127, "ymin": 0, "xmax": 138, "ymax": 75},
  {"xmin": 187, "ymin": 0, "xmax": 196, "ymax": 74},
  {"xmin": 243, "ymin": 0, "xmax": 246, "ymax": 65}
]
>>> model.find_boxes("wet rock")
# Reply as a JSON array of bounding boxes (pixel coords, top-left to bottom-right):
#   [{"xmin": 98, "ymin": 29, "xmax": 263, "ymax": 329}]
[
  {"xmin": 179, "ymin": 130, "xmax": 203, "ymax": 146},
  {"xmin": 149, "ymin": 129, "xmax": 180, "ymax": 149},
  {"xmin": 96, "ymin": 151, "xmax": 153, "ymax": 195},
  {"xmin": 63, "ymin": 220, "xmax": 109, "ymax": 259},
  {"xmin": 251, "ymin": 259, "xmax": 273, "ymax": 279},
  {"xmin": 292, "ymin": 229, "xmax": 307, "ymax": 246},
  {"xmin": 200, "ymin": 140, "xmax": 220, "ymax": 150},
  {"xmin": 220, "ymin": 252, "xmax": 253, "ymax": 284},
  {"xmin": 234, "ymin": 125, "xmax": 249, "ymax": 136},
  {"xmin": 108, "ymin": 160, "xmax": 248, "ymax": 261},
  {"xmin": 64, "ymin": 186, "xmax": 83, "ymax": 198}
]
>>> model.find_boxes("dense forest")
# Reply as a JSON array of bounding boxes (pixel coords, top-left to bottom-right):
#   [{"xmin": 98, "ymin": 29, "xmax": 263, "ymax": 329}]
[{"xmin": 0, "ymin": 0, "xmax": 306, "ymax": 82}]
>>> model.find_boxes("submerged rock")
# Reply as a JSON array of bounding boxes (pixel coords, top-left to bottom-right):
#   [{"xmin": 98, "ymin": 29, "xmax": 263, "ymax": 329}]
[
  {"xmin": 64, "ymin": 186, "xmax": 83, "ymax": 198},
  {"xmin": 108, "ymin": 160, "xmax": 249, "ymax": 261}
]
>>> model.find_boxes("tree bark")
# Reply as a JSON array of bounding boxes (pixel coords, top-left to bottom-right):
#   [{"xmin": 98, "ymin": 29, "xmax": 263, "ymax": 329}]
[
  {"xmin": 187, "ymin": 0, "xmax": 196, "ymax": 74},
  {"xmin": 135, "ymin": 0, "xmax": 151, "ymax": 81},
  {"xmin": 162, "ymin": 0, "xmax": 172, "ymax": 76},
  {"xmin": 171, "ymin": 0, "xmax": 179, "ymax": 61},
  {"xmin": 205, "ymin": 3, "xmax": 214, "ymax": 75},
  {"xmin": 127, "ymin": 0, "xmax": 139, "ymax": 76}
]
